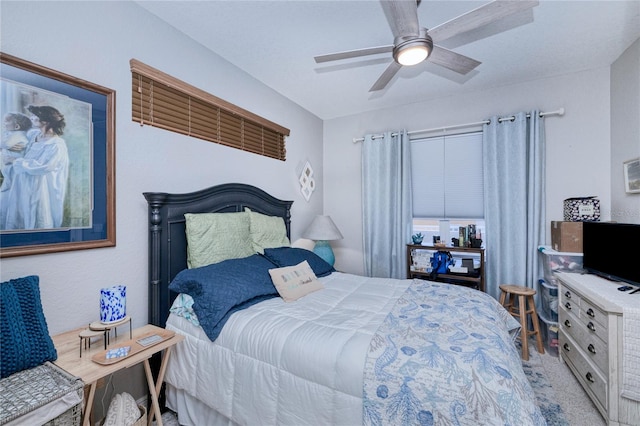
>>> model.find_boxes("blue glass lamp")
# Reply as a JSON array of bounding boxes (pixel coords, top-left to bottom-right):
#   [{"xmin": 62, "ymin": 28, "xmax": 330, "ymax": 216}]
[{"xmin": 302, "ymin": 215, "xmax": 343, "ymax": 267}]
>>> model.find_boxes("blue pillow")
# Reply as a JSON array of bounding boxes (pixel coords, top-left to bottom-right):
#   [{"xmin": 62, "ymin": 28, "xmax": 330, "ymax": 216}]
[
  {"xmin": 262, "ymin": 247, "xmax": 335, "ymax": 277},
  {"xmin": 1, "ymin": 275, "xmax": 57, "ymax": 378},
  {"xmin": 169, "ymin": 254, "xmax": 279, "ymax": 341}
]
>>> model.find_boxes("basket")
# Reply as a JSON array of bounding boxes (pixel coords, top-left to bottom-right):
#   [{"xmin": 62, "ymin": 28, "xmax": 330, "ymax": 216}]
[
  {"xmin": 100, "ymin": 402, "xmax": 146, "ymax": 426},
  {"xmin": 0, "ymin": 362, "xmax": 83, "ymax": 425},
  {"xmin": 132, "ymin": 405, "xmax": 147, "ymax": 426}
]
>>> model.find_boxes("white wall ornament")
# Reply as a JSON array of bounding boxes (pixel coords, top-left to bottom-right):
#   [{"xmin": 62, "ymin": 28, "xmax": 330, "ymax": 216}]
[{"xmin": 299, "ymin": 161, "xmax": 315, "ymax": 201}]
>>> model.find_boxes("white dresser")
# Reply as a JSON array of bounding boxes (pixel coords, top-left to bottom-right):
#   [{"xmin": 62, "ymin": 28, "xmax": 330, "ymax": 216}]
[{"xmin": 556, "ymin": 272, "xmax": 640, "ymax": 426}]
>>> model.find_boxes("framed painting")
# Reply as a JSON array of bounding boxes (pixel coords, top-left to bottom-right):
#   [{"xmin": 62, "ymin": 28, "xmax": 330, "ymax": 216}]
[
  {"xmin": 0, "ymin": 53, "xmax": 115, "ymax": 257},
  {"xmin": 624, "ymin": 157, "xmax": 640, "ymax": 194}
]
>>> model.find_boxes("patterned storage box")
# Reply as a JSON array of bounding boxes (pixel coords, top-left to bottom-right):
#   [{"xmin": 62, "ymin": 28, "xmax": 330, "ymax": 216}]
[
  {"xmin": 0, "ymin": 362, "xmax": 83, "ymax": 426},
  {"xmin": 563, "ymin": 196, "xmax": 600, "ymax": 221}
]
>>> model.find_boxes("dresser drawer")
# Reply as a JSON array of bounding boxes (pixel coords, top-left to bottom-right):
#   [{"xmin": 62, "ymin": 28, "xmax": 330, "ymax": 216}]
[
  {"xmin": 561, "ymin": 287, "xmax": 581, "ymax": 308},
  {"xmin": 579, "ymin": 298, "xmax": 608, "ymax": 332},
  {"xmin": 559, "ymin": 333, "xmax": 607, "ymax": 410},
  {"xmin": 559, "ymin": 307, "xmax": 608, "ymax": 373}
]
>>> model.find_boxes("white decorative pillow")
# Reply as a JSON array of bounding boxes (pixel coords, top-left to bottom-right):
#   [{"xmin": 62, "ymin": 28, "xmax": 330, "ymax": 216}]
[
  {"xmin": 245, "ymin": 208, "xmax": 290, "ymax": 254},
  {"xmin": 269, "ymin": 260, "xmax": 323, "ymax": 302},
  {"xmin": 104, "ymin": 392, "xmax": 141, "ymax": 426},
  {"xmin": 184, "ymin": 212, "xmax": 254, "ymax": 268}
]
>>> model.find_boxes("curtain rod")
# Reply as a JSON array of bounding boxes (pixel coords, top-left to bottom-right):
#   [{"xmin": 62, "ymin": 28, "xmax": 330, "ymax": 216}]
[{"xmin": 352, "ymin": 107, "xmax": 565, "ymax": 143}]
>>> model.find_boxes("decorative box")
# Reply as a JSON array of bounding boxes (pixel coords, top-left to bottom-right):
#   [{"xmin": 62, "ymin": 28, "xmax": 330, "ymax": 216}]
[{"xmin": 563, "ymin": 197, "xmax": 600, "ymax": 221}]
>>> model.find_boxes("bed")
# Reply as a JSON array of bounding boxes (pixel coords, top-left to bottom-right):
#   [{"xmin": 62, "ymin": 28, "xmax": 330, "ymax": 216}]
[{"xmin": 144, "ymin": 183, "xmax": 545, "ymax": 426}]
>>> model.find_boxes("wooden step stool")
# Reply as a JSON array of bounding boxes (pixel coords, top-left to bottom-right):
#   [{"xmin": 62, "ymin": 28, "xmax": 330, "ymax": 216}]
[{"xmin": 499, "ymin": 284, "xmax": 545, "ymax": 360}]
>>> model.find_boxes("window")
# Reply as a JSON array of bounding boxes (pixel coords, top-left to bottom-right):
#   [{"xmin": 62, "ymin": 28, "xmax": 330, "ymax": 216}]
[
  {"xmin": 130, "ymin": 59, "xmax": 289, "ymax": 161},
  {"xmin": 410, "ymin": 132, "xmax": 484, "ymax": 246}
]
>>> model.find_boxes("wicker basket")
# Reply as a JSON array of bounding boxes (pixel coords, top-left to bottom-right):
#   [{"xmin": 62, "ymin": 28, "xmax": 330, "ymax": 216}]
[
  {"xmin": 132, "ymin": 405, "xmax": 147, "ymax": 426},
  {"xmin": 100, "ymin": 403, "xmax": 147, "ymax": 426},
  {"xmin": 0, "ymin": 362, "xmax": 83, "ymax": 426}
]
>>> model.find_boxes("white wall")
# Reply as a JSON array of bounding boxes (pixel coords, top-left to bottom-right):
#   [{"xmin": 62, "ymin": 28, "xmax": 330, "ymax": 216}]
[
  {"xmin": 0, "ymin": 1, "xmax": 324, "ymax": 334},
  {"xmin": 324, "ymin": 67, "xmax": 613, "ymax": 275},
  {"xmin": 611, "ymin": 38, "xmax": 640, "ymax": 224}
]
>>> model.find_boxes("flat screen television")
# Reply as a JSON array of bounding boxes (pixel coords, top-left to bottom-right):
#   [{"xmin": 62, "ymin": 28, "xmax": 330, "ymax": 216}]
[{"xmin": 582, "ymin": 221, "xmax": 640, "ymax": 287}]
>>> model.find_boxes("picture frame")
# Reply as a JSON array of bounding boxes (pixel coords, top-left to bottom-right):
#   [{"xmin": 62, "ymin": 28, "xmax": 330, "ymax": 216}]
[
  {"xmin": 623, "ymin": 157, "xmax": 640, "ymax": 194},
  {"xmin": 0, "ymin": 53, "xmax": 115, "ymax": 257}
]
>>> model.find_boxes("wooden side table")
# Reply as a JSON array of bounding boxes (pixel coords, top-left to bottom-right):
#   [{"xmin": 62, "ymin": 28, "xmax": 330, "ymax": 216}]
[{"xmin": 52, "ymin": 324, "xmax": 184, "ymax": 426}]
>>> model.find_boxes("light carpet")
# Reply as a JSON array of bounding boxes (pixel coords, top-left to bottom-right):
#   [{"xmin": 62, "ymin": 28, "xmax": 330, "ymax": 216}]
[
  {"xmin": 521, "ymin": 345, "xmax": 569, "ymax": 425},
  {"xmin": 520, "ymin": 339, "xmax": 605, "ymax": 426}
]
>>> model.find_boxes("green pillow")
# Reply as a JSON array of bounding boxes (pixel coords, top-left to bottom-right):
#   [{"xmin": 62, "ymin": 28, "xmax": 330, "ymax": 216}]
[
  {"xmin": 245, "ymin": 208, "xmax": 290, "ymax": 254},
  {"xmin": 185, "ymin": 212, "xmax": 254, "ymax": 268}
]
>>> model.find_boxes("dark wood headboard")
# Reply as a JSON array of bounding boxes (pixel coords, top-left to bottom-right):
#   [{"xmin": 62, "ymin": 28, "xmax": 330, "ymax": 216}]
[{"xmin": 143, "ymin": 183, "xmax": 293, "ymax": 327}]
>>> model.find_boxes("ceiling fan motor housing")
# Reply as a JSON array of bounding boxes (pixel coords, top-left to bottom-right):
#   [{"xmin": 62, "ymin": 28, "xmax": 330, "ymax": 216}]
[{"xmin": 392, "ymin": 28, "xmax": 433, "ymax": 66}]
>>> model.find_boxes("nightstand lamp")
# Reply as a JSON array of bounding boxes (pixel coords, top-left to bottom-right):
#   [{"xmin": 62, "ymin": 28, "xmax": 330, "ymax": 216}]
[{"xmin": 302, "ymin": 215, "xmax": 343, "ymax": 266}]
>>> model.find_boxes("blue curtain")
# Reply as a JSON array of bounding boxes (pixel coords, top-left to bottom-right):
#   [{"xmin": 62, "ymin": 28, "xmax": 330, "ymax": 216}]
[
  {"xmin": 362, "ymin": 130, "xmax": 413, "ymax": 278},
  {"xmin": 483, "ymin": 111, "xmax": 546, "ymax": 300}
]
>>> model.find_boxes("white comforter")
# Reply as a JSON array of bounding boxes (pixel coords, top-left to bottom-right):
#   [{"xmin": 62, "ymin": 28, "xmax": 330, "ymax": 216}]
[
  {"xmin": 165, "ymin": 272, "xmax": 539, "ymax": 426},
  {"xmin": 165, "ymin": 272, "xmax": 411, "ymax": 425}
]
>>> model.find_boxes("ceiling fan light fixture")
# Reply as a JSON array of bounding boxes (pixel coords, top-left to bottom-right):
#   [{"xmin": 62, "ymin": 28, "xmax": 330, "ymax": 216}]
[
  {"xmin": 392, "ymin": 29, "xmax": 433, "ymax": 66},
  {"xmin": 395, "ymin": 44, "xmax": 429, "ymax": 66}
]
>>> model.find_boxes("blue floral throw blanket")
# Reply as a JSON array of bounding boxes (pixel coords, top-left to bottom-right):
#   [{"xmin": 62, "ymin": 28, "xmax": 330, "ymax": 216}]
[{"xmin": 363, "ymin": 280, "xmax": 546, "ymax": 426}]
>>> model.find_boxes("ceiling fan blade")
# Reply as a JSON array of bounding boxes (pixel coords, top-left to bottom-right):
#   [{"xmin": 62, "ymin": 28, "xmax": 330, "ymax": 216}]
[
  {"xmin": 429, "ymin": 0, "xmax": 539, "ymax": 43},
  {"xmin": 380, "ymin": 0, "xmax": 420, "ymax": 38},
  {"xmin": 429, "ymin": 45, "xmax": 481, "ymax": 75},
  {"xmin": 369, "ymin": 61, "xmax": 403, "ymax": 92},
  {"xmin": 314, "ymin": 45, "xmax": 394, "ymax": 63}
]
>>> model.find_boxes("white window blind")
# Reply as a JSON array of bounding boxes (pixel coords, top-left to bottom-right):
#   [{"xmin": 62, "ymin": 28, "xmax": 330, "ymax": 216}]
[{"xmin": 411, "ymin": 132, "xmax": 484, "ymax": 218}]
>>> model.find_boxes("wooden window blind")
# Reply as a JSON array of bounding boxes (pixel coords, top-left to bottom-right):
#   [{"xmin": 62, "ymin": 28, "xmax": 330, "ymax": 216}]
[{"xmin": 130, "ymin": 59, "xmax": 289, "ymax": 161}]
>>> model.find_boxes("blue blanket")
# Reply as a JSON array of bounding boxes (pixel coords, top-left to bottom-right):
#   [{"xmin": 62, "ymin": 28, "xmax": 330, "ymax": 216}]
[
  {"xmin": 363, "ymin": 280, "xmax": 545, "ymax": 426},
  {"xmin": 169, "ymin": 254, "xmax": 279, "ymax": 341}
]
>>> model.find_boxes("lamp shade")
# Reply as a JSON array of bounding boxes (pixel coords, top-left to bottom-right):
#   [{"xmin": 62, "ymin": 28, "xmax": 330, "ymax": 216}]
[{"xmin": 302, "ymin": 215, "xmax": 343, "ymax": 241}]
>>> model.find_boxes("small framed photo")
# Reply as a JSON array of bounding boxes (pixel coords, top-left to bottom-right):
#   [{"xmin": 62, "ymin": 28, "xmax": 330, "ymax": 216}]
[{"xmin": 623, "ymin": 157, "xmax": 640, "ymax": 194}]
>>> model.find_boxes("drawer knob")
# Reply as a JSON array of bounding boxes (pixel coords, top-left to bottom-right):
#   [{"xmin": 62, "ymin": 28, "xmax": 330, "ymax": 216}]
[
  {"xmin": 587, "ymin": 308, "xmax": 595, "ymax": 318},
  {"xmin": 564, "ymin": 319, "xmax": 572, "ymax": 328},
  {"xmin": 587, "ymin": 322, "xmax": 596, "ymax": 332},
  {"xmin": 564, "ymin": 291, "xmax": 571, "ymax": 299},
  {"xmin": 588, "ymin": 344, "xmax": 597, "ymax": 354},
  {"xmin": 563, "ymin": 343, "xmax": 570, "ymax": 352},
  {"xmin": 586, "ymin": 372, "xmax": 595, "ymax": 383},
  {"xmin": 565, "ymin": 302, "xmax": 572, "ymax": 310}
]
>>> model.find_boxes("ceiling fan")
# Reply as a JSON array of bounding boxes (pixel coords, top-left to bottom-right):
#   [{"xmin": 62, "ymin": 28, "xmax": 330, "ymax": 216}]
[{"xmin": 314, "ymin": 0, "xmax": 539, "ymax": 92}]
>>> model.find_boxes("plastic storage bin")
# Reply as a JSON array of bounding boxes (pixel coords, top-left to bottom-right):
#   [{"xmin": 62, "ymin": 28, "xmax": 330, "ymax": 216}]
[
  {"xmin": 538, "ymin": 279, "xmax": 559, "ymax": 322},
  {"xmin": 538, "ymin": 311, "xmax": 559, "ymax": 357},
  {"xmin": 538, "ymin": 246, "xmax": 583, "ymax": 286}
]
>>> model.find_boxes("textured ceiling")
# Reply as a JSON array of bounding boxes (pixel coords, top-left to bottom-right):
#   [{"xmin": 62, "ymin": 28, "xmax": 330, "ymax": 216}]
[{"xmin": 135, "ymin": 0, "xmax": 640, "ymax": 120}]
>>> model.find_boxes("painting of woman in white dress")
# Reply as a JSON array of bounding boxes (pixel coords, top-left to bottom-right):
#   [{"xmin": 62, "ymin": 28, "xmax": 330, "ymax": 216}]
[
  {"xmin": 0, "ymin": 79, "xmax": 92, "ymax": 231},
  {"xmin": 3, "ymin": 105, "xmax": 69, "ymax": 229}
]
